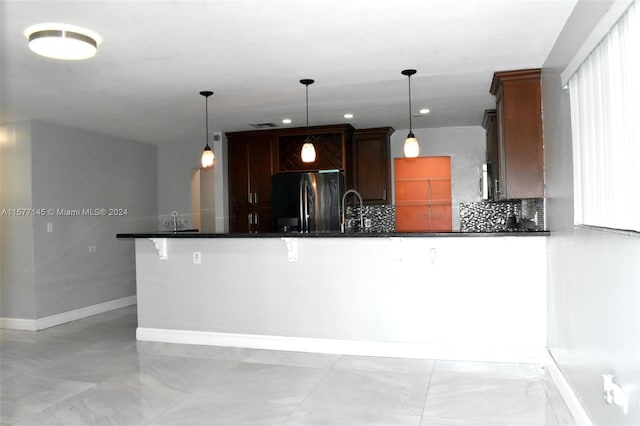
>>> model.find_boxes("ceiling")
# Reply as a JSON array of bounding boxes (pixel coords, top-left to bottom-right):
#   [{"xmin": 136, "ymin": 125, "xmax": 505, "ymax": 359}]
[{"xmin": 1, "ymin": 0, "xmax": 578, "ymax": 147}]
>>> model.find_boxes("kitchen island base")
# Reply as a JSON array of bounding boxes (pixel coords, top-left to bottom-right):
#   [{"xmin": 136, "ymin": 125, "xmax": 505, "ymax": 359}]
[{"xmin": 130, "ymin": 234, "xmax": 547, "ymax": 364}]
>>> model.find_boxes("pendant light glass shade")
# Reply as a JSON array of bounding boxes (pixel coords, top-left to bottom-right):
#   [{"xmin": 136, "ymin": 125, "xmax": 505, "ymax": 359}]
[
  {"xmin": 199, "ymin": 91, "xmax": 215, "ymax": 169},
  {"xmin": 404, "ymin": 133, "xmax": 420, "ymax": 158},
  {"xmin": 300, "ymin": 79, "xmax": 316, "ymax": 163},
  {"xmin": 401, "ymin": 69, "xmax": 420, "ymax": 158},
  {"xmin": 301, "ymin": 139, "xmax": 317, "ymax": 162},
  {"xmin": 201, "ymin": 146, "xmax": 214, "ymax": 168}
]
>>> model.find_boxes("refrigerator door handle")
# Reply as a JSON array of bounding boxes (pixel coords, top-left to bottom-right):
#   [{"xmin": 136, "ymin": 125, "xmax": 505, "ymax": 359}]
[
  {"xmin": 299, "ymin": 180, "xmax": 305, "ymax": 233},
  {"xmin": 303, "ymin": 181, "xmax": 311, "ymax": 232},
  {"xmin": 303, "ymin": 182, "xmax": 309, "ymax": 233}
]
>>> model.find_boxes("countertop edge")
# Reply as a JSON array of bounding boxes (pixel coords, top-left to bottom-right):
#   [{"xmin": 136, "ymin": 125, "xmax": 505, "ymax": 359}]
[{"xmin": 117, "ymin": 231, "xmax": 549, "ymax": 239}]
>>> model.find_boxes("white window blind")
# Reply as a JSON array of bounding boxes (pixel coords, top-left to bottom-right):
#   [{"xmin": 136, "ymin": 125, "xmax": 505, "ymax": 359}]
[{"xmin": 569, "ymin": 0, "xmax": 639, "ymax": 232}]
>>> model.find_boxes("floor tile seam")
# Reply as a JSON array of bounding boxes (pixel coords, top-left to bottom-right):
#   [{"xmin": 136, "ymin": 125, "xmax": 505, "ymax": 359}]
[
  {"xmin": 238, "ymin": 358, "xmax": 338, "ymax": 370},
  {"xmin": 6, "ymin": 379, "xmax": 101, "ymax": 425},
  {"xmin": 0, "ymin": 370, "xmax": 101, "ymax": 388},
  {"xmin": 428, "ymin": 372, "xmax": 549, "ymax": 385},
  {"xmin": 277, "ymin": 354, "xmax": 346, "ymax": 425},
  {"xmin": 418, "ymin": 359, "xmax": 437, "ymax": 425},
  {"xmin": 141, "ymin": 388, "xmax": 202, "ymax": 426}
]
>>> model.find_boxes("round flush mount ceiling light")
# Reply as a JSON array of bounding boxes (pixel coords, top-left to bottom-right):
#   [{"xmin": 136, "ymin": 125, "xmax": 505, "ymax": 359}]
[{"xmin": 25, "ymin": 23, "xmax": 102, "ymax": 60}]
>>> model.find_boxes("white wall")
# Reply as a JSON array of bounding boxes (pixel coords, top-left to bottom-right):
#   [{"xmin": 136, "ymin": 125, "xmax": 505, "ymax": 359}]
[
  {"xmin": 390, "ymin": 126, "xmax": 486, "ymax": 231},
  {"xmin": 1, "ymin": 120, "xmax": 158, "ymax": 323},
  {"xmin": 542, "ymin": 1, "xmax": 640, "ymax": 424}
]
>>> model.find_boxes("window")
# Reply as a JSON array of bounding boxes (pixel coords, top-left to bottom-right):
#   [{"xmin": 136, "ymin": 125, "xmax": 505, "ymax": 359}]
[{"xmin": 568, "ymin": 1, "xmax": 639, "ymax": 232}]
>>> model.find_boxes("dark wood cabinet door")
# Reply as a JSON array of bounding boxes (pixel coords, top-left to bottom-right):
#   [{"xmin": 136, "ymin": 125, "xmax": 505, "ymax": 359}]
[
  {"xmin": 227, "ymin": 133, "xmax": 275, "ymax": 233},
  {"xmin": 230, "ymin": 208, "xmax": 272, "ymax": 234},
  {"xmin": 352, "ymin": 127, "xmax": 393, "ymax": 204},
  {"xmin": 490, "ymin": 69, "xmax": 543, "ymax": 200},
  {"xmin": 254, "ymin": 208, "xmax": 273, "ymax": 233},
  {"xmin": 248, "ymin": 135, "xmax": 275, "ymax": 209},
  {"xmin": 230, "ymin": 208, "xmax": 252, "ymax": 233},
  {"xmin": 227, "ymin": 137, "xmax": 251, "ymax": 210}
]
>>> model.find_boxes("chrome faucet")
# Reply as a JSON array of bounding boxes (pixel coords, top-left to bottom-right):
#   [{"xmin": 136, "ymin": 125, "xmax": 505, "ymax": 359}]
[
  {"xmin": 171, "ymin": 211, "xmax": 178, "ymax": 232},
  {"xmin": 341, "ymin": 189, "xmax": 363, "ymax": 233}
]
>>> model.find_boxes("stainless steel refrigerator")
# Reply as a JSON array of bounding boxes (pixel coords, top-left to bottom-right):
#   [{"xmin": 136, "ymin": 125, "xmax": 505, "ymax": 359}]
[{"xmin": 271, "ymin": 171, "xmax": 345, "ymax": 233}]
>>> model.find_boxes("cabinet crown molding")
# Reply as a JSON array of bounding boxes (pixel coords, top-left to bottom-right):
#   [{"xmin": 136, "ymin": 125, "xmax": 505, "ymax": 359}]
[{"xmin": 490, "ymin": 68, "xmax": 541, "ymax": 95}]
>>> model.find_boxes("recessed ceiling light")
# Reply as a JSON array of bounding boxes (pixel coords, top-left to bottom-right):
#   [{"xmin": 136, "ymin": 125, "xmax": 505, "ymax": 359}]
[
  {"xmin": 282, "ymin": 118, "xmax": 292, "ymax": 124},
  {"xmin": 344, "ymin": 113, "xmax": 354, "ymax": 119},
  {"xmin": 419, "ymin": 108, "xmax": 430, "ymax": 114},
  {"xmin": 25, "ymin": 23, "xmax": 102, "ymax": 60}
]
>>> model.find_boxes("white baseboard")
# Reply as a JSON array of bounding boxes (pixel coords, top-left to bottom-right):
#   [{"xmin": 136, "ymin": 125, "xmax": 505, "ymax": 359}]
[
  {"xmin": 137, "ymin": 327, "xmax": 546, "ymax": 364},
  {"xmin": 544, "ymin": 350, "xmax": 593, "ymax": 426},
  {"xmin": 0, "ymin": 296, "xmax": 137, "ymax": 331}
]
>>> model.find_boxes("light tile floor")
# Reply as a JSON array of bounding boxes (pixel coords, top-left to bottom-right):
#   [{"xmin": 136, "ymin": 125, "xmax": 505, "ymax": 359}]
[{"xmin": 0, "ymin": 306, "xmax": 576, "ymax": 426}]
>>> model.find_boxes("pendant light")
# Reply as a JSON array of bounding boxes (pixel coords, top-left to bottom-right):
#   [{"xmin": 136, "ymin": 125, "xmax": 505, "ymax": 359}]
[
  {"xmin": 300, "ymin": 79, "xmax": 317, "ymax": 163},
  {"xmin": 200, "ymin": 91, "xmax": 215, "ymax": 169},
  {"xmin": 401, "ymin": 69, "xmax": 420, "ymax": 158}
]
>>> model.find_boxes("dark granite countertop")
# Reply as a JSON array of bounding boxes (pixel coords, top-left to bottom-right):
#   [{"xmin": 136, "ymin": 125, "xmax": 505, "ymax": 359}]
[{"xmin": 117, "ymin": 230, "xmax": 549, "ymax": 239}]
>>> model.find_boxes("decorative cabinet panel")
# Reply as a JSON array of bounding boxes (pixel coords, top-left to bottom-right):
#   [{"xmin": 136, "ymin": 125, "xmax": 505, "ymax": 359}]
[
  {"xmin": 227, "ymin": 132, "xmax": 275, "ymax": 233},
  {"xmin": 277, "ymin": 125, "xmax": 354, "ymax": 173},
  {"xmin": 351, "ymin": 127, "xmax": 394, "ymax": 204},
  {"xmin": 278, "ymin": 133, "xmax": 344, "ymax": 172},
  {"xmin": 394, "ymin": 157, "xmax": 452, "ymax": 232},
  {"xmin": 490, "ymin": 69, "xmax": 543, "ymax": 200}
]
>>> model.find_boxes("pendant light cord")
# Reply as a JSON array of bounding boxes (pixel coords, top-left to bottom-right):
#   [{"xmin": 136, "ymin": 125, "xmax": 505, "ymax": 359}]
[
  {"xmin": 408, "ymin": 74, "xmax": 413, "ymax": 133},
  {"xmin": 305, "ymin": 84, "xmax": 309, "ymax": 134},
  {"xmin": 204, "ymin": 95, "xmax": 210, "ymax": 148}
]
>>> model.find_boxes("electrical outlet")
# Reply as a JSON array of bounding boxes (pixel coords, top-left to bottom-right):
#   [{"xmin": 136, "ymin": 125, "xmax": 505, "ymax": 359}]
[
  {"xmin": 193, "ymin": 251, "xmax": 202, "ymax": 264},
  {"xmin": 602, "ymin": 374, "xmax": 629, "ymax": 414}
]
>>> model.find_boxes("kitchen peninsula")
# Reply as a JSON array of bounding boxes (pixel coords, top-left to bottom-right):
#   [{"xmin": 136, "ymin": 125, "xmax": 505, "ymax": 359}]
[{"xmin": 118, "ymin": 231, "xmax": 548, "ymax": 363}]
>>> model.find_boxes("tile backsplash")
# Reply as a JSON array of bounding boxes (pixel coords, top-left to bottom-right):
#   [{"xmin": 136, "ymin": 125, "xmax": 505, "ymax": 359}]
[
  {"xmin": 345, "ymin": 204, "xmax": 395, "ymax": 233},
  {"xmin": 346, "ymin": 199, "xmax": 545, "ymax": 233},
  {"xmin": 459, "ymin": 198, "xmax": 545, "ymax": 232}
]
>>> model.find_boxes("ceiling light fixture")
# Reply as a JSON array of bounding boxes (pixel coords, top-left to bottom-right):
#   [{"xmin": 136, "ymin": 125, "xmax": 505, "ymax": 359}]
[
  {"xmin": 419, "ymin": 108, "xmax": 430, "ymax": 114},
  {"xmin": 401, "ymin": 69, "xmax": 420, "ymax": 158},
  {"xmin": 344, "ymin": 113, "xmax": 354, "ymax": 119},
  {"xmin": 200, "ymin": 91, "xmax": 215, "ymax": 169},
  {"xmin": 300, "ymin": 79, "xmax": 316, "ymax": 163},
  {"xmin": 25, "ymin": 24, "xmax": 101, "ymax": 60}
]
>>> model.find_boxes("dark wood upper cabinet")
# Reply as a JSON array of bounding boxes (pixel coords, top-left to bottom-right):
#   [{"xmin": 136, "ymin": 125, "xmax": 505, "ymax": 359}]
[
  {"xmin": 490, "ymin": 69, "xmax": 544, "ymax": 200},
  {"xmin": 351, "ymin": 127, "xmax": 394, "ymax": 204},
  {"xmin": 226, "ymin": 123, "xmax": 394, "ymax": 232}
]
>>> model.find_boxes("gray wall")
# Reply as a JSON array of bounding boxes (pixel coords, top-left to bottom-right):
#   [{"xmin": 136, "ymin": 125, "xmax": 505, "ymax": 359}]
[
  {"xmin": 1, "ymin": 120, "xmax": 158, "ymax": 320},
  {"xmin": 390, "ymin": 126, "xmax": 486, "ymax": 231},
  {"xmin": 0, "ymin": 122, "xmax": 36, "ymax": 319},
  {"xmin": 157, "ymin": 131, "xmax": 228, "ymax": 232},
  {"xmin": 542, "ymin": 1, "xmax": 640, "ymax": 424}
]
